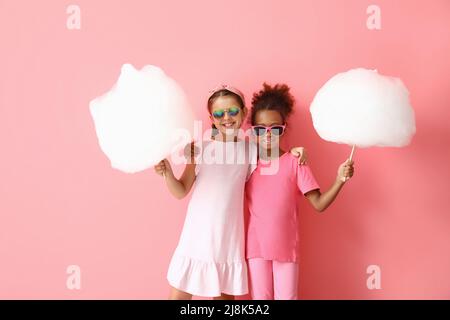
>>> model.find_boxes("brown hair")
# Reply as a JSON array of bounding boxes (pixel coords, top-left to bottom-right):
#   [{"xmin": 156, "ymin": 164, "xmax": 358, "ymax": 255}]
[
  {"xmin": 250, "ymin": 83, "xmax": 295, "ymax": 125},
  {"xmin": 207, "ymin": 89, "xmax": 245, "ymax": 113},
  {"xmin": 207, "ymin": 89, "xmax": 246, "ymax": 137}
]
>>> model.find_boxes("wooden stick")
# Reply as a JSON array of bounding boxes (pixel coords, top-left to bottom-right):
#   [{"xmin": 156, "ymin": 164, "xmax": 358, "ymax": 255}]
[
  {"xmin": 349, "ymin": 144, "xmax": 356, "ymax": 161},
  {"xmin": 342, "ymin": 144, "xmax": 356, "ymax": 182}
]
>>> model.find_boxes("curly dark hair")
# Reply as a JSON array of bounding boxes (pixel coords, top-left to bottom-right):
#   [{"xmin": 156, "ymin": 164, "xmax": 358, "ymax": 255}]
[{"xmin": 250, "ymin": 83, "xmax": 295, "ymax": 125}]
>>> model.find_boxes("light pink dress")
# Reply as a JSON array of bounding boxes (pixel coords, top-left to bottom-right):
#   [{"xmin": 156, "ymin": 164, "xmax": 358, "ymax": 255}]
[{"xmin": 167, "ymin": 139, "xmax": 257, "ymax": 297}]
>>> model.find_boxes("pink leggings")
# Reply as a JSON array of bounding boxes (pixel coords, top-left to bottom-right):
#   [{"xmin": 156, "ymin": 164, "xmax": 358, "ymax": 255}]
[{"xmin": 247, "ymin": 258, "xmax": 299, "ymax": 300}]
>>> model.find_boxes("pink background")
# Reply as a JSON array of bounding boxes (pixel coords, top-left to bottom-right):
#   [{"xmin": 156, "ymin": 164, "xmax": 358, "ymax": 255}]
[{"xmin": 1, "ymin": 0, "xmax": 450, "ymax": 299}]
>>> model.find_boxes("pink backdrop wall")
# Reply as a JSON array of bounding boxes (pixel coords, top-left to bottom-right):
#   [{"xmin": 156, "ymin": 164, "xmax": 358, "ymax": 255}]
[{"xmin": 1, "ymin": 0, "xmax": 449, "ymax": 299}]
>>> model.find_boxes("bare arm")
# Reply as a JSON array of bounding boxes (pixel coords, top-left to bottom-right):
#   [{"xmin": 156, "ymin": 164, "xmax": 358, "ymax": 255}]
[
  {"xmin": 304, "ymin": 159, "xmax": 354, "ymax": 213},
  {"xmin": 154, "ymin": 142, "xmax": 199, "ymax": 199},
  {"xmin": 304, "ymin": 180, "xmax": 344, "ymax": 212},
  {"xmin": 154, "ymin": 160, "xmax": 196, "ymax": 199}
]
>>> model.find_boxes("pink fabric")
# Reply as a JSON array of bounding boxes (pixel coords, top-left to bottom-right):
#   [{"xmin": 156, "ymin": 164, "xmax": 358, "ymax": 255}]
[
  {"xmin": 208, "ymin": 84, "xmax": 246, "ymax": 104},
  {"xmin": 248, "ymin": 258, "xmax": 299, "ymax": 300},
  {"xmin": 245, "ymin": 153, "xmax": 320, "ymax": 262}
]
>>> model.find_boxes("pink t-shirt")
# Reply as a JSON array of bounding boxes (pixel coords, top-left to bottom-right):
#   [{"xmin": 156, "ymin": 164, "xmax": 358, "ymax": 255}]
[{"xmin": 245, "ymin": 152, "xmax": 320, "ymax": 263}]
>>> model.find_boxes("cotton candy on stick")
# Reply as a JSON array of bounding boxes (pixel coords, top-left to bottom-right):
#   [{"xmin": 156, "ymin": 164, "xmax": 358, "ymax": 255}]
[
  {"xmin": 310, "ymin": 68, "xmax": 416, "ymax": 181},
  {"xmin": 90, "ymin": 64, "xmax": 195, "ymax": 174}
]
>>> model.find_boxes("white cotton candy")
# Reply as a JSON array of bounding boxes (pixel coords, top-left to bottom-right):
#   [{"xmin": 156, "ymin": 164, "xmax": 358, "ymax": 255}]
[
  {"xmin": 89, "ymin": 64, "xmax": 195, "ymax": 173},
  {"xmin": 310, "ymin": 68, "xmax": 416, "ymax": 148}
]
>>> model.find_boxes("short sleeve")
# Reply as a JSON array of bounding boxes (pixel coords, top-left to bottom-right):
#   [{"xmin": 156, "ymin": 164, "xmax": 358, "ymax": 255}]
[
  {"xmin": 296, "ymin": 164, "xmax": 320, "ymax": 195},
  {"xmin": 246, "ymin": 141, "xmax": 258, "ymax": 181}
]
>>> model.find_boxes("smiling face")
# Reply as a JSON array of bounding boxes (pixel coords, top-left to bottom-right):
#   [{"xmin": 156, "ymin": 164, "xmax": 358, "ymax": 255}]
[
  {"xmin": 209, "ymin": 95, "xmax": 247, "ymax": 138},
  {"xmin": 253, "ymin": 109, "xmax": 286, "ymax": 151}
]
